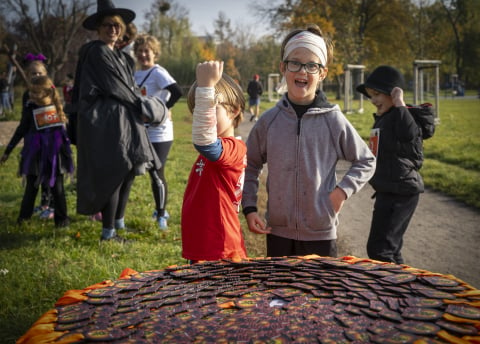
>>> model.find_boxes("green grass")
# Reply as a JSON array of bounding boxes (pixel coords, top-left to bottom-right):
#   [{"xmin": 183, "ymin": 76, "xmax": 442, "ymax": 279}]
[{"xmin": 1, "ymin": 95, "xmax": 479, "ymax": 342}]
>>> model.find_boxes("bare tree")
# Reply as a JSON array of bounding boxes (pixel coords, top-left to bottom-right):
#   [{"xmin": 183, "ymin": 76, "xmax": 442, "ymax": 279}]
[{"xmin": 0, "ymin": 0, "xmax": 93, "ymax": 83}]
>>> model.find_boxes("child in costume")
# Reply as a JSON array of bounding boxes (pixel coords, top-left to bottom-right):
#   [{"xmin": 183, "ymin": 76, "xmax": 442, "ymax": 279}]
[
  {"xmin": 1, "ymin": 75, "xmax": 73, "ymax": 227},
  {"xmin": 23, "ymin": 57, "xmax": 56, "ymax": 219},
  {"xmin": 182, "ymin": 61, "xmax": 247, "ymax": 262}
]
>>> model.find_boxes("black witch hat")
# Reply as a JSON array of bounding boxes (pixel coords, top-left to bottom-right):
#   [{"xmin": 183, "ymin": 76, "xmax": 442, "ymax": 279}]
[{"xmin": 83, "ymin": 0, "xmax": 135, "ymax": 30}]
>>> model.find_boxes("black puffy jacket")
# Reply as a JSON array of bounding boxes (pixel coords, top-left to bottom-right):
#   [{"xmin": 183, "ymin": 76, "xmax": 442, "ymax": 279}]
[{"xmin": 369, "ymin": 106, "xmax": 425, "ymax": 195}]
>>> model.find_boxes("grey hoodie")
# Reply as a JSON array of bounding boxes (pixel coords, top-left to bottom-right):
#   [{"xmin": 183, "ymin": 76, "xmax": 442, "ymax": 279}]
[{"xmin": 242, "ymin": 93, "xmax": 376, "ymax": 241}]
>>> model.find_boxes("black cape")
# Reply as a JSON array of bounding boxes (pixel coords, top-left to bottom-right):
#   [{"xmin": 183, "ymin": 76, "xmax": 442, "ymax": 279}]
[{"xmin": 74, "ymin": 40, "xmax": 166, "ymax": 215}]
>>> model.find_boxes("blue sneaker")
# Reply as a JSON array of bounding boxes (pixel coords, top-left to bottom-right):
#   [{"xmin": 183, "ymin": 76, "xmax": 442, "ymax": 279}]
[
  {"xmin": 158, "ymin": 216, "xmax": 168, "ymax": 230},
  {"xmin": 153, "ymin": 210, "xmax": 170, "ymax": 220},
  {"xmin": 33, "ymin": 205, "xmax": 46, "ymax": 215},
  {"xmin": 39, "ymin": 208, "xmax": 54, "ymax": 220}
]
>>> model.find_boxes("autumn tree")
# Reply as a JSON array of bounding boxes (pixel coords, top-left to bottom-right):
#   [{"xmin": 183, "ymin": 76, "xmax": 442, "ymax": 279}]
[
  {"xmin": 438, "ymin": 0, "xmax": 480, "ymax": 85},
  {"xmin": 253, "ymin": 0, "xmax": 480, "ymax": 90},
  {"xmin": 255, "ymin": 0, "xmax": 416, "ymax": 70},
  {"xmin": 140, "ymin": 1, "xmax": 280, "ymax": 90},
  {"xmin": 0, "ymin": 12, "xmax": 9, "ymax": 69},
  {"xmin": 145, "ymin": 0, "xmax": 210, "ymax": 87},
  {"xmin": 212, "ymin": 11, "xmax": 241, "ymax": 81},
  {"xmin": 234, "ymin": 35, "xmax": 280, "ymax": 90}
]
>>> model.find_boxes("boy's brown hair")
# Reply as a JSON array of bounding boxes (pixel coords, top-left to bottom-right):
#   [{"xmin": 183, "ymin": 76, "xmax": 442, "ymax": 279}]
[{"xmin": 187, "ymin": 73, "xmax": 245, "ymax": 129}]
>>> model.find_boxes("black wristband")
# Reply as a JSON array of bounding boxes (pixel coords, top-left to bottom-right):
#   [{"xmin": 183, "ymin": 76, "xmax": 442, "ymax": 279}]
[{"xmin": 242, "ymin": 206, "xmax": 257, "ymax": 216}]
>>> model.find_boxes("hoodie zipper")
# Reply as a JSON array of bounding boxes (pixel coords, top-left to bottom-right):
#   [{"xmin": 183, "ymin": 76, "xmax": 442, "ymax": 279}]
[
  {"xmin": 297, "ymin": 116, "xmax": 302, "ymax": 136},
  {"xmin": 295, "ymin": 116, "xmax": 302, "ymax": 239}
]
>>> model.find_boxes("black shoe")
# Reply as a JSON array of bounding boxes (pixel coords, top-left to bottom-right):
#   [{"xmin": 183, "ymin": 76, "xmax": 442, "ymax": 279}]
[
  {"xmin": 250, "ymin": 115, "xmax": 255, "ymax": 122},
  {"xmin": 55, "ymin": 217, "xmax": 71, "ymax": 228},
  {"xmin": 16, "ymin": 217, "xmax": 28, "ymax": 226}
]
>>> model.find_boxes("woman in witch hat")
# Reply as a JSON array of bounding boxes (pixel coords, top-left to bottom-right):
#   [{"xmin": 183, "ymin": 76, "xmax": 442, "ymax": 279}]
[{"xmin": 71, "ymin": 0, "xmax": 167, "ymax": 241}]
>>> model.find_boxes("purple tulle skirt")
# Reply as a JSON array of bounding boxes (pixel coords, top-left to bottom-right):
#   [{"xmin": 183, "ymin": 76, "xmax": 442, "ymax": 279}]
[{"xmin": 20, "ymin": 126, "xmax": 74, "ymax": 187}]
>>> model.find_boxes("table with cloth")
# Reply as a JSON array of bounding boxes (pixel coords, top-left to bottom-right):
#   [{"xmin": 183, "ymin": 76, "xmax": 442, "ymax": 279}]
[{"xmin": 17, "ymin": 255, "xmax": 480, "ymax": 343}]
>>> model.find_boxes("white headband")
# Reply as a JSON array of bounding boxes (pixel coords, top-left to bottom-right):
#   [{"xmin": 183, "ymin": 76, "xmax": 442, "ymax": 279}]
[{"xmin": 283, "ymin": 31, "xmax": 328, "ymax": 66}]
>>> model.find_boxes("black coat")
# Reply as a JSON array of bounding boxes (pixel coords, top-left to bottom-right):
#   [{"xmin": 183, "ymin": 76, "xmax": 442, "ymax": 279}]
[
  {"xmin": 74, "ymin": 40, "xmax": 166, "ymax": 215},
  {"xmin": 369, "ymin": 106, "xmax": 424, "ymax": 195}
]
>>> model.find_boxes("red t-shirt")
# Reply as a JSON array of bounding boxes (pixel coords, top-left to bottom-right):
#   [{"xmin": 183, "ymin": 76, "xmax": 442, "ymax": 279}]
[{"xmin": 181, "ymin": 137, "xmax": 247, "ymax": 261}]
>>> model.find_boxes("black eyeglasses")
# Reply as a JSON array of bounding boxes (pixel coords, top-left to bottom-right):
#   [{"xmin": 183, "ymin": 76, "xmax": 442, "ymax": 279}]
[
  {"xmin": 284, "ymin": 60, "xmax": 323, "ymax": 74},
  {"xmin": 101, "ymin": 22, "xmax": 121, "ymax": 30}
]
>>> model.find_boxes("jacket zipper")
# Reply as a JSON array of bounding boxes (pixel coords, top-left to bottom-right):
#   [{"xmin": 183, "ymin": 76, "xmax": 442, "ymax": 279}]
[{"xmin": 295, "ymin": 116, "xmax": 302, "ymax": 239}]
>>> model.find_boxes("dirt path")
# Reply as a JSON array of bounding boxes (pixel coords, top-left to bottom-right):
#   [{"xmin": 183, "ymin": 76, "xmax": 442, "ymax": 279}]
[
  {"xmin": 2, "ymin": 119, "xmax": 479, "ymax": 288},
  {"xmin": 0, "ymin": 121, "xmax": 18, "ymax": 148},
  {"xmin": 236, "ymin": 117, "xmax": 480, "ymax": 289}
]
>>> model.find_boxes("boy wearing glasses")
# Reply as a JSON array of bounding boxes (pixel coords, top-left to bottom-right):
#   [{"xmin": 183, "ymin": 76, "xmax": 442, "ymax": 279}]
[{"xmin": 242, "ymin": 24, "xmax": 376, "ymax": 258}]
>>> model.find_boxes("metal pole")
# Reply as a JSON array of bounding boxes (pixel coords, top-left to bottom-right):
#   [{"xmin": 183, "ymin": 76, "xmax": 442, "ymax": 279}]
[
  {"xmin": 420, "ymin": 68, "xmax": 424, "ymax": 104},
  {"xmin": 413, "ymin": 64, "xmax": 419, "ymax": 104},
  {"xmin": 435, "ymin": 64, "xmax": 440, "ymax": 123},
  {"xmin": 344, "ymin": 68, "xmax": 350, "ymax": 113},
  {"xmin": 359, "ymin": 69, "xmax": 364, "ymax": 113}
]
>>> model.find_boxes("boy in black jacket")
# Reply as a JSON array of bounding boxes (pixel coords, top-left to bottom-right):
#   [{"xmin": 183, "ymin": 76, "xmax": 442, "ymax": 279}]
[{"xmin": 357, "ymin": 65, "xmax": 424, "ymax": 264}]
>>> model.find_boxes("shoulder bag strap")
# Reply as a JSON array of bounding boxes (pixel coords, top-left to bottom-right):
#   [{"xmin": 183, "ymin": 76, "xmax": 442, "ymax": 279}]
[{"xmin": 138, "ymin": 67, "xmax": 158, "ymax": 87}]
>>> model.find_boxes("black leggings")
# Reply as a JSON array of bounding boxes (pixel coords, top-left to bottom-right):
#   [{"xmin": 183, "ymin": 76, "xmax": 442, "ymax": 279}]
[
  {"xmin": 40, "ymin": 184, "xmax": 54, "ymax": 208},
  {"xmin": 150, "ymin": 141, "xmax": 172, "ymax": 217},
  {"xmin": 19, "ymin": 174, "xmax": 68, "ymax": 226},
  {"xmin": 101, "ymin": 171, "xmax": 135, "ymax": 229}
]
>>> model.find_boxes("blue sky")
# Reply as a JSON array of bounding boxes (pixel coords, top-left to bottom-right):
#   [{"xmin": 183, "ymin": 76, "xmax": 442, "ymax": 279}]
[{"xmin": 115, "ymin": 0, "xmax": 270, "ymax": 36}]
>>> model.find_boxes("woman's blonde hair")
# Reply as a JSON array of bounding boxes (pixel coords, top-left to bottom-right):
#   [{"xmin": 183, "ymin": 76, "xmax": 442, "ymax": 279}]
[
  {"xmin": 97, "ymin": 15, "xmax": 126, "ymax": 37},
  {"xmin": 134, "ymin": 34, "xmax": 161, "ymax": 57},
  {"xmin": 280, "ymin": 23, "xmax": 334, "ymax": 66},
  {"xmin": 187, "ymin": 73, "xmax": 245, "ymax": 129},
  {"xmin": 29, "ymin": 75, "xmax": 67, "ymax": 123}
]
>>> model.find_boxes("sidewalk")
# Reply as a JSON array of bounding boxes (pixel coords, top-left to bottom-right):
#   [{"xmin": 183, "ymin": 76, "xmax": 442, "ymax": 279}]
[{"xmin": 0, "ymin": 121, "xmax": 18, "ymax": 147}]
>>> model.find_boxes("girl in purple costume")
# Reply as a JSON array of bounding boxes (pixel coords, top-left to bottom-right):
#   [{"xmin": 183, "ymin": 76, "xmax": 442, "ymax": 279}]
[{"xmin": 1, "ymin": 76, "xmax": 73, "ymax": 227}]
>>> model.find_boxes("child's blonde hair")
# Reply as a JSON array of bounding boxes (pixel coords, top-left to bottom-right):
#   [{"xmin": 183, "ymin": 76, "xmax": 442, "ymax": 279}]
[
  {"xmin": 29, "ymin": 75, "xmax": 67, "ymax": 123},
  {"xmin": 26, "ymin": 60, "xmax": 48, "ymax": 79},
  {"xmin": 187, "ymin": 74, "xmax": 245, "ymax": 129},
  {"xmin": 280, "ymin": 23, "xmax": 334, "ymax": 66},
  {"xmin": 134, "ymin": 34, "xmax": 161, "ymax": 57}
]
